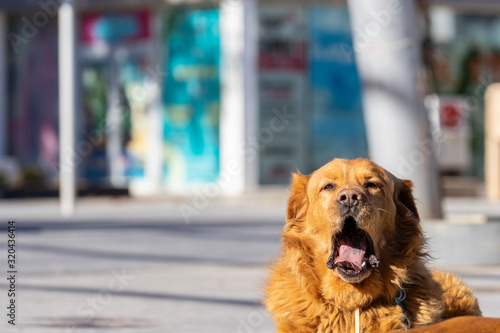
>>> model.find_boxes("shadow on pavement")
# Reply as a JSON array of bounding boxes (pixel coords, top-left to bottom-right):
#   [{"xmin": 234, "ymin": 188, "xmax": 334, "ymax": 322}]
[{"xmin": 5, "ymin": 283, "xmax": 261, "ymax": 307}]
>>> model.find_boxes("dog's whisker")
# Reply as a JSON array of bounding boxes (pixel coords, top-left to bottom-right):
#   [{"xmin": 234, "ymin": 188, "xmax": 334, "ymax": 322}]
[{"xmin": 377, "ymin": 208, "xmax": 393, "ymax": 215}]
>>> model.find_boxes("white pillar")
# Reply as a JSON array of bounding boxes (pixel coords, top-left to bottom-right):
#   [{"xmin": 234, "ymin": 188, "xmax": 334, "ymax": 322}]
[
  {"xmin": 485, "ymin": 84, "xmax": 500, "ymax": 200},
  {"xmin": 147, "ymin": 16, "xmax": 164, "ymax": 194},
  {"xmin": 107, "ymin": 48, "xmax": 125, "ymax": 188},
  {"xmin": 58, "ymin": 1, "xmax": 77, "ymax": 216},
  {"xmin": 243, "ymin": 0, "xmax": 259, "ymax": 187},
  {"xmin": 0, "ymin": 12, "xmax": 7, "ymax": 157},
  {"xmin": 220, "ymin": 0, "xmax": 258, "ymax": 193},
  {"xmin": 145, "ymin": 80, "xmax": 163, "ymax": 193},
  {"xmin": 347, "ymin": 0, "xmax": 442, "ymax": 218}
]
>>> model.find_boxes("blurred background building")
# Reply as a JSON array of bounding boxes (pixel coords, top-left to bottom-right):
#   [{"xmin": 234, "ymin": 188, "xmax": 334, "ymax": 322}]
[{"xmin": 0, "ymin": 0, "xmax": 498, "ymax": 197}]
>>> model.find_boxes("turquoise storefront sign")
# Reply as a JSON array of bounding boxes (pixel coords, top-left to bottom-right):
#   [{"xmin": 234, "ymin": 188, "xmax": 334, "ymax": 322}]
[{"xmin": 162, "ymin": 9, "xmax": 220, "ymax": 186}]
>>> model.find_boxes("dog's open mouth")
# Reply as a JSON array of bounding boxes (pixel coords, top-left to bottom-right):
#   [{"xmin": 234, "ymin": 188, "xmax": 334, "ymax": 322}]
[{"xmin": 327, "ymin": 216, "xmax": 379, "ymax": 276}]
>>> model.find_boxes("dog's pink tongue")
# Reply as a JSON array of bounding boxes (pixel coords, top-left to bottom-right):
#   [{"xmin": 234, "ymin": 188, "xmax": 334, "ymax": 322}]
[{"xmin": 334, "ymin": 240, "xmax": 367, "ymax": 271}]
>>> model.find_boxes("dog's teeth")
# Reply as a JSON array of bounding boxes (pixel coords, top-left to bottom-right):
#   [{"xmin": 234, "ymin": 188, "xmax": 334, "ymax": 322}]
[{"xmin": 361, "ymin": 262, "xmax": 366, "ymax": 268}]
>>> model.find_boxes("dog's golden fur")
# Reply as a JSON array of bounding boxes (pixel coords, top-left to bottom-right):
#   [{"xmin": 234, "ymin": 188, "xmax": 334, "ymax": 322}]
[{"xmin": 265, "ymin": 158, "xmax": 481, "ymax": 332}]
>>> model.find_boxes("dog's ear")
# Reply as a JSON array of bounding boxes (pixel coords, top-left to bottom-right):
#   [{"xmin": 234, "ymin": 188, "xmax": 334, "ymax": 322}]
[
  {"xmin": 393, "ymin": 178, "xmax": 427, "ymax": 260},
  {"xmin": 287, "ymin": 172, "xmax": 310, "ymax": 221},
  {"xmin": 395, "ymin": 179, "xmax": 420, "ymax": 221}
]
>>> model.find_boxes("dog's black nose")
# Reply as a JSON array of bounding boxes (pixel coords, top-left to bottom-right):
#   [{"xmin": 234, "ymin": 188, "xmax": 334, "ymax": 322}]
[{"xmin": 337, "ymin": 188, "xmax": 363, "ymax": 208}]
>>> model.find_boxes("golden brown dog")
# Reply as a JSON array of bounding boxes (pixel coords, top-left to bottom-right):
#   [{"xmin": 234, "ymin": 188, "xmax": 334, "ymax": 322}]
[{"xmin": 265, "ymin": 158, "xmax": 481, "ymax": 332}]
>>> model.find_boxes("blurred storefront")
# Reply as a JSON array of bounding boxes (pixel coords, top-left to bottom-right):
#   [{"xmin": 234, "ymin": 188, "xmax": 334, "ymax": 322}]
[
  {"xmin": 1, "ymin": 1, "xmax": 226, "ymax": 195},
  {"xmin": 257, "ymin": 4, "xmax": 367, "ymax": 185},
  {"xmin": 3, "ymin": 0, "xmax": 495, "ymax": 197},
  {"xmin": 428, "ymin": 0, "xmax": 500, "ymax": 178},
  {"xmin": 0, "ymin": 0, "xmax": 369, "ymax": 196}
]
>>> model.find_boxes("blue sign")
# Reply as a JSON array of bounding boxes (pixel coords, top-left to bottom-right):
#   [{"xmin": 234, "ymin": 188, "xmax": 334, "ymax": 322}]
[{"xmin": 308, "ymin": 7, "xmax": 368, "ymax": 167}]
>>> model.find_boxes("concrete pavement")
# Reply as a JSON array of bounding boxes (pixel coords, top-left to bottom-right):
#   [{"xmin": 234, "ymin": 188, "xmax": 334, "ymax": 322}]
[
  {"xmin": 0, "ymin": 197, "xmax": 284, "ymax": 333},
  {"xmin": 0, "ymin": 194, "xmax": 498, "ymax": 332}
]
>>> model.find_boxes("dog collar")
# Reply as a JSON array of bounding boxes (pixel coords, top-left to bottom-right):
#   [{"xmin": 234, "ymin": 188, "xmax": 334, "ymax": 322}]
[
  {"xmin": 355, "ymin": 289, "xmax": 411, "ymax": 333},
  {"xmin": 395, "ymin": 289, "xmax": 411, "ymax": 330}
]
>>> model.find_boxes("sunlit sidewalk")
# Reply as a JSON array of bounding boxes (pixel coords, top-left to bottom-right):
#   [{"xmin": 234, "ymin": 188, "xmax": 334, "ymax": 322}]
[{"xmin": 0, "ymin": 195, "xmax": 499, "ymax": 332}]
